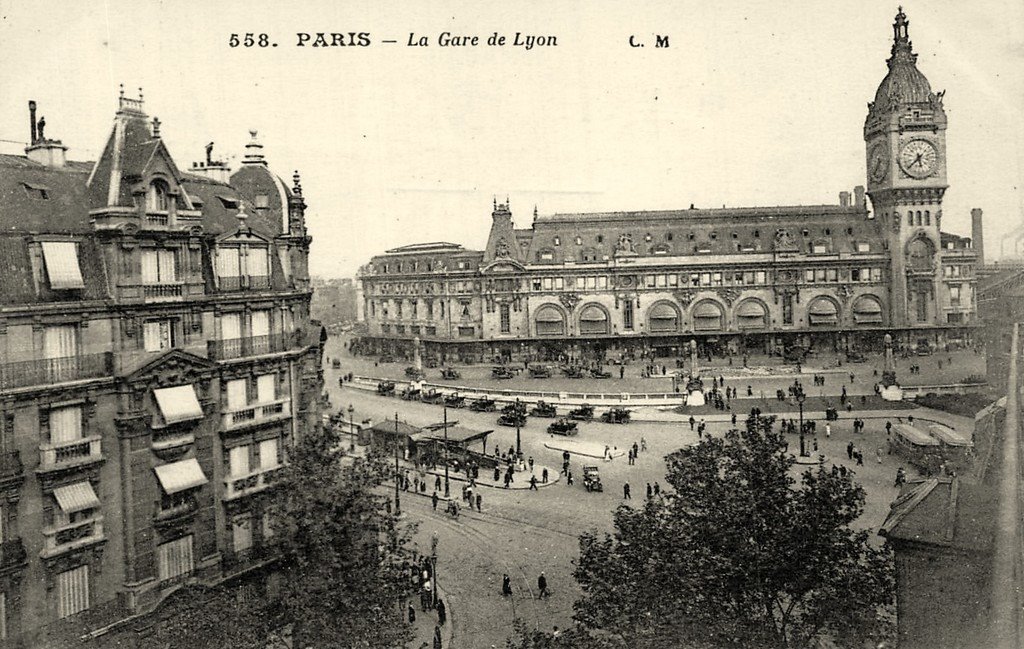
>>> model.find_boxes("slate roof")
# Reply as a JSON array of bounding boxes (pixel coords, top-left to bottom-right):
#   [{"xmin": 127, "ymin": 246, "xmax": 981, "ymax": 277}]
[{"xmin": 879, "ymin": 477, "xmax": 997, "ymax": 553}]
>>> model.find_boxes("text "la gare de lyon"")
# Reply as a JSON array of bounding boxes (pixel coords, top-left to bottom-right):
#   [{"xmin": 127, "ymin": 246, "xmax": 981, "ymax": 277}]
[{"xmin": 293, "ymin": 31, "xmax": 557, "ymax": 50}]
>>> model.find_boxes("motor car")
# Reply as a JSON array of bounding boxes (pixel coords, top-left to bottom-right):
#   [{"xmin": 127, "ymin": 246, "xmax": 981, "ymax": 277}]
[
  {"xmin": 469, "ymin": 397, "xmax": 497, "ymax": 412},
  {"xmin": 376, "ymin": 381, "xmax": 396, "ymax": 396},
  {"xmin": 582, "ymin": 465, "xmax": 603, "ymax": 492},
  {"xmin": 492, "ymin": 366, "xmax": 515, "ymax": 379},
  {"xmin": 444, "ymin": 393, "xmax": 466, "ymax": 408},
  {"xmin": 530, "ymin": 401, "xmax": 557, "ymax": 417},
  {"xmin": 547, "ymin": 418, "xmax": 579, "ymax": 436},
  {"xmin": 600, "ymin": 407, "xmax": 631, "ymax": 424},
  {"xmin": 529, "ymin": 365, "xmax": 552, "ymax": 378},
  {"xmin": 568, "ymin": 404, "xmax": 594, "ymax": 421},
  {"xmin": 440, "ymin": 367, "xmax": 461, "ymax": 380}
]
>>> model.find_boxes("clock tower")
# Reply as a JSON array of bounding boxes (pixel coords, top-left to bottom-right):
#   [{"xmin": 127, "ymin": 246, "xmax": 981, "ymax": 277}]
[{"xmin": 864, "ymin": 7, "xmax": 947, "ymax": 329}]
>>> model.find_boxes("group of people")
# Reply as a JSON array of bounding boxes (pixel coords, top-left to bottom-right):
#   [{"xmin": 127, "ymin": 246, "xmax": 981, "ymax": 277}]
[{"xmin": 501, "ymin": 572, "xmax": 550, "ymax": 598}]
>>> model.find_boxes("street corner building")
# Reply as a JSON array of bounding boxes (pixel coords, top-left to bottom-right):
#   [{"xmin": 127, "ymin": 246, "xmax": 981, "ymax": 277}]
[
  {"xmin": 355, "ymin": 8, "xmax": 983, "ymax": 365},
  {"xmin": 0, "ymin": 91, "xmax": 325, "ymax": 645}
]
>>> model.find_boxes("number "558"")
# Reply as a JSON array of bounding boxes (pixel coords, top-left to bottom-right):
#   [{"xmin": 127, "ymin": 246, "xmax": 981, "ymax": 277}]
[{"xmin": 229, "ymin": 33, "xmax": 272, "ymax": 47}]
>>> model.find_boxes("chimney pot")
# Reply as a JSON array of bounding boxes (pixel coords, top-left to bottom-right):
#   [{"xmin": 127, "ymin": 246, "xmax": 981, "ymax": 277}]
[
  {"xmin": 853, "ymin": 186, "xmax": 866, "ymax": 208},
  {"xmin": 29, "ymin": 100, "xmax": 37, "ymax": 144},
  {"xmin": 839, "ymin": 191, "xmax": 851, "ymax": 208}
]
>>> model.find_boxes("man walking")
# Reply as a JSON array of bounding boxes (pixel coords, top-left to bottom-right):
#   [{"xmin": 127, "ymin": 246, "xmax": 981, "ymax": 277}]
[
  {"xmin": 431, "ymin": 491, "xmax": 439, "ymax": 512},
  {"xmin": 623, "ymin": 482, "xmax": 631, "ymax": 499},
  {"xmin": 529, "ymin": 475, "xmax": 538, "ymax": 491},
  {"xmin": 538, "ymin": 572, "xmax": 549, "ymax": 598},
  {"xmin": 646, "ymin": 483, "xmax": 652, "ymax": 499},
  {"xmin": 475, "ymin": 492, "xmax": 482, "ymax": 511},
  {"xmin": 502, "ymin": 573, "xmax": 512, "ymax": 596},
  {"xmin": 542, "ymin": 467, "xmax": 549, "ymax": 483}
]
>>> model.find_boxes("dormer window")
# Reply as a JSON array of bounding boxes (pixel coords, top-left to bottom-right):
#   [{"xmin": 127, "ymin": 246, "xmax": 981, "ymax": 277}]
[
  {"xmin": 553, "ymin": 236, "xmax": 561, "ymax": 246},
  {"xmin": 575, "ymin": 236, "xmax": 582, "ymax": 246},
  {"xmin": 22, "ymin": 182, "xmax": 50, "ymax": 200},
  {"xmin": 148, "ymin": 180, "xmax": 171, "ymax": 212},
  {"xmin": 255, "ymin": 194, "xmax": 269, "ymax": 209},
  {"xmin": 216, "ymin": 195, "xmax": 240, "ymax": 210}
]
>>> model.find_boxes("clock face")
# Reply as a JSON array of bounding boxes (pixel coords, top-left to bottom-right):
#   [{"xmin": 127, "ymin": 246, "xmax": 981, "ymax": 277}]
[
  {"xmin": 899, "ymin": 140, "xmax": 938, "ymax": 178},
  {"xmin": 868, "ymin": 144, "xmax": 890, "ymax": 183}
]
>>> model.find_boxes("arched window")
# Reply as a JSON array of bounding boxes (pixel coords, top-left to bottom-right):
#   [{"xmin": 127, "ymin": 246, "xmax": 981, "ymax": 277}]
[
  {"xmin": 535, "ymin": 305, "xmax": 565, "ymax": 336},
  {"xmin": 735, "ymin": 300, "xmax": 767, "ymax": 330},
  {"xmin": 578, "ymin": 304, "xmax": 609, "ymax": 335},
  {"xmin": 807, "ymin": 298, "xmax": 839, "ymax": 326},
  {"xmin": 692, "ymin": 300, "xmax": 724, "ymax": 331},
  {"xmin": 924, "ymin": 210, "xmax": 930, "ymax": 226},
  {"xmin": 907, "ymin": 238, "xmax": 933, "ymax": 271},
  {"xmin": 852, "ymin": 295, "xmax": 883, "ymax": 324},
  {"xmin": 647, "ymin": 302, "xmax": 679, "ymax": 333},
  {"xmin": 147, "ymin": 180, "xmax": 170, "ymax": 211}
]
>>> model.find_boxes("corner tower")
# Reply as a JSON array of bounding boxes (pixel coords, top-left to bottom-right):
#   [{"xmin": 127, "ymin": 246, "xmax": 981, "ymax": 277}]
[{"xmin": 865, "ymin": 7, "xmax": 948, "ymax": 329}]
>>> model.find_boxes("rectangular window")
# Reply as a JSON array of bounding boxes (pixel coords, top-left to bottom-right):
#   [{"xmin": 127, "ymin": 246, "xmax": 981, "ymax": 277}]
[
  {"xmin": 259, "ymin": 438, "xmax": 280, "ymax": 469},
  {"xmin": 815, "ymin": 269, "xmax": 827, "ymax": 283},
  {"xmin": 157, "ymin": 535, "xmax": 194, "ymax": 582},
  {"xmin": 645, "ymin": 275, "xmax": 656, "ymax": 288},
  {"xmin": 41, "ymin": 242, "xmax": 85, "ymax": 289},
  {"xmin": 782, "ymin": 294, "xmax": 794, "ymax": 325},
  {"xmin": 586, "ymin": 276, "xmax": 597, "ymax": 290},
  {"xmin": 255, "ymin": 194, "xmax": 269, "ymax": 209},
  {"xmin": 262, "ymin": 512, "xmax": 275, "ymax": 541},
  {"xmin": 216, "ymin": 247, "xmax": 241, "ymax": 279},
  {"xmin": 826, "ymin": 268, "xmax": 838, "ymax": 282},
  {"xmin": 411, "ymin": 301, "xmax": 418, "ymax": 318},
  {"xmin": 690, "ymin": 273, "xmax": 700, "ymax": 287},
  {"xmin": 805, "ymin": 270, "xmax": 815, "ymax": 283},
  {"xmin": 251, "ymin": 310, "xmax": 271, "ymax": 338},
  {"xmin": 458, "ymin": 326, "xmax": 475, "ymax": 338},
  {"xmin": 856, "ymin": 242, "xmax": 871, "ymax": 253},
  {"xmin": 623, "ymin": 300, "xmax": 634, "ymax": 330},
  {"xmin": 542, "ymin": 278, "xmax": 552, "ymax": 290},
  {"xmin": 57, "ymin": 565, "xmax": 90, "ymax": 619},
  {"xmin": 43, "ymin": 324, "xmax": 78, "ymax": 360},
  {"xmin": 872, "ymin": 268, "xmax": 882, "ymax": 281},
  {"xmin": 500, "ymin": 304, "xmax": 511, "ymax": 333},
  {"xmin": 656, "ymin": 275, "xmax": 667, "ymax": 288},
  {"xmin": 667, "ymin": 275, "xmax": 676, "ymax": 287},
  {"xmin": 576, "ymin": 277, "xmax": 585, "ymax": 290},
  {"xmin": 142, "ymin": 249, "xmax": 177, "ymax": 283},
  {"xmin": 700, "ymin": 273, "xmax": 711, "ymax": 286},
  {"xmin": 233, "ymin": 516, "xmax": 253, "ymax": 553},
  {"xmin": 220, "ymin": 313, "xmax": 242, "ymax": 341},
  {"xmin": 143, "ymin": 319, "xmax": 174, "ymax": 352},
  {"xmin": 49, "ymin": 406, "xmax": 83, "ymax": 444},
  {"xmin": 247, "ymin": 247, "xmax": 270, "ymax": 279},
  {"xmin": 226, "ymin": 378, "xmax": 248, "ymax": 410},
  {"xmin": 812, "ymin": 243, "xmax": 828, "ymax": 254},
  {"xmin": 554, "ymin": 278, "xmax": 564, "ymax": 290},
  {"xmin": 711, "ymin": 272, "xmax": 722, "ymax": 286},
  {"xmin": 755, "ymin": 271, "xmax": 767, "ymax": 284},
  {"xmin": 851, "ymin": 269, "xmax": 861, "ymax": 281},
  {"xmin": 256, "ymin": 374, "xmax": 276, "ymax": 403},
  {"xmin": 743, "ymin": 271, "xmax": 754, "ymax": 285},
  {"xmin": 861, "ymin": 268, "xmax": 872, "ymax": 282},
  {"xmin": 229, "ymin": 445, "xmax": 250, "ymax": 477},
  {"xmin": 949, "ymin": 285, "xmax": 961, "ymax": 305},
  {"xmin": 532, "ymin": 279, "xmax": 542, "ymax": 290},
  {"xmin": 916, "ymin": 292, "xmax": 928, "ymax": 322}
]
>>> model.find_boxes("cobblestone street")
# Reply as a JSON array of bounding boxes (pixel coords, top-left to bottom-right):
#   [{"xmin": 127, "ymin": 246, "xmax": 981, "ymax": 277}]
[{"xmin": 323, "ymin": 336, "xmax": 964, "ymax": 647}]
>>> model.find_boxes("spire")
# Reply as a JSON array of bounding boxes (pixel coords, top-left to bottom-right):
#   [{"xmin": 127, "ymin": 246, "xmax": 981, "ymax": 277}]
[
  {"xmin": 493, "ymin": 195, "xmax": 497, "ymax": 211},
  {"xmin": 888, "ymin": 6, "xmax": 916, "ymax": 67},
  {"xmin": 242, "ymin": 129, "xmax": 267, "ymax": 165}
]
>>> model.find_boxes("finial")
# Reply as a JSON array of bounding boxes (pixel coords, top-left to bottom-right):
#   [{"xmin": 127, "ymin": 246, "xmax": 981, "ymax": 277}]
[
  {"xmin": 249, "ymin": 129, "xmax": 258, "ymax": 141},
  {"xmin": 533, "ymin": 204, "xmax": 538, "ymax": 218},
  {"xmin": 292, "ymin": 170, "xmax": 303, "ymax": 195},
  {"xmin": 152, "ymin": 116, "xmax": 161, "ymax": 138},
  {"xmin": 138, "ymin": 87, "xmax": 144, "ymax": 103},
  {"xmin": 119, "ymin": 84, "xmax": 125, "ymax": 99},
  {"xmin": 493, "ymin": 195, "xmax": 497, "ymax": 210},
  {"xmin": 506, "ymin": 194, "xmax": 510, "ymax": 208},
  {"xmin": 236, "ymin": 205, "xmax": 249, "ymax": 228}
]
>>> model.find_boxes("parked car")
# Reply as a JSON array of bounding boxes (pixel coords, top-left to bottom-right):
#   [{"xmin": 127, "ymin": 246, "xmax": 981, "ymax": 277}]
[
  {"xmin": 376, "ymin": 381, "xmax": 396, "ymax": 396},
  {"xmin": 440, "ymin": 367, "xmax": 461, "ymax": 380},
  {"xmin": 562, "ymin": 366, "xmax": 585, "ymax": 379},
  {"xmin": 379, "ymin": 355, "xmax": 396, "ymax": 363},
  {"xmin": 529, "ymin": 365, "xmax": 553, "ymax": 378},
  {"xmin": 492, "ymin": 366, "xmax": 515, "ymax": 379},
  {"xmin": 568, "ymin": 404, "xmax": 594, "ymax": 421},
  {"xmin": 582, "ymin": 465, "xmax": 603, "ymax": 492},
  {"xmin": 530, "ymin": 401, "xmax": 558, "ymax": 418},
  {"xmin": 547, "ymin": 418, "xmax": 579, "ymax": 436},
  {"xmin": 470, "ymin": 397, "xmax": 497, "ymax": 412},
  {"xmin": 600, "ymin": 408, "xmax": 631, "ymax": 424},
  {"xmin": 444, "ymin": 393, "xmax": 466, "ymax": 408},
  {"xmin": 497, "ymin": 412, "xmax": 527, "ymax": 427},
  {"xmin": 590, "ymin": 368, "xmax": 612, "ymax": 379},
  {"xmin": 420, "ymin": 389, "xmax": 444, "ymax": 404},
  {"xmin": 405, "ymin": 367, "xmax": 426, "ymax": 379},
  {"xmin": 847, "ymin": 350, "xmax": 868, "ymax": 363},
  {"xmin": 400, "ymin": 386, "xmax": 421, "ymax": 401}
]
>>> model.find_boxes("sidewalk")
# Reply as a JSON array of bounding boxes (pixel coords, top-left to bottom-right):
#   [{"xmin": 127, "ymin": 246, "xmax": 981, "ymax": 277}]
[
  {"xmin": 423, "ymin": 463, "xmax": 561, "ymax": 490},
  {"xmin": 407, "ymin": 583, "xmax": 455, "ymax": 649}
]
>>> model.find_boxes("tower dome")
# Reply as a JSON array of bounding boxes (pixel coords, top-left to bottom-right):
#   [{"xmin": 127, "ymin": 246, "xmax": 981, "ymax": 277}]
[{"xmin": 868, "ymin": 7, "xmax": 940, "ymax": 118}]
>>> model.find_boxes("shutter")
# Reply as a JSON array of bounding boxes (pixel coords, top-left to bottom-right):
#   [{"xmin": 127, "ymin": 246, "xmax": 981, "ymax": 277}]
[
  {"xmin": 259, "ymin": 438, "xmax": 279, "ymax": 469},
  {"xmin": 229, "ymin": 445, "xmax": 249, "ymax": 476},
  {"xmin": 43, "ymin": 325, "xmax": 77, "ymax": 359},
  {"xmin": 49, "ymin": 406, "xmax": 82, "ymax": 444},
  {"xmin": 256, "ymin": 374, "xmax": 275, "ymax": 403},
  {"xmin": 250, "ymin": 310, "xmax": 270, "ymax": 337},
  {"xmin": 247, "ymin": 247, "xmax": 269, "ymax": 278},
  {"xmin": 216, "ymin": 247, "xmax": 240, "ymax": 278},
  {"xmin": 220, "ymin": 313, "xmax": 242, "ymax": 340},
  {"xmin": 158, "ymin": 249, "xmax": 177, "ymax": 282},
  {"xmin": 158, "ymin": 535, "xmax": 194, "ymax": 581},
  {"xmin": 57, "ymin": 565, "xmax": 90, "ymax": 618},
  {"xmin": 141, "ymin": 250, "xmax": 159, "ymax": 284},
  {"xmin": 143, "ymin": 321, "xmax": 162, "ymax": 352}
]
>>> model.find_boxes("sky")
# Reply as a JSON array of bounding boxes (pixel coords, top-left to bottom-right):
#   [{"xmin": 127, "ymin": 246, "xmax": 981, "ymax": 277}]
[{"xmin": 2, "ymin": 0, "xmax": 1022, "ymax": 277}]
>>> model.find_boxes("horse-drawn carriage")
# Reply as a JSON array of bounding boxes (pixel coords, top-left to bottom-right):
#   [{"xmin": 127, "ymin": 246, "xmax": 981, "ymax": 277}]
[
  {"xmin": 376, "ymin": 381, "xmax": 396, "ymax": 396},
  {"xmin": 400, "ymin": 386, "xmax": 421, "ymax": 401},
  {"xmin": 530, "ymin": 401, "xmax": 557, "ymax": 418},
  {"xmin": 469, "ymin": 397, "xmax": 497, "ymax": 412},
  {"xmin": 601, "ymin": 407, "xmax": 631, "ymax": 424},
  {"xmin": 440, "ymin": 367, "xmax": 461, "ymax": 380},
  {"xmin": 547, "ymin": 418, "xmax": 579, "ymax": 436},
  {"xmin": 568, "ymin": 404, "xmax": 595, "ymax": 421}
]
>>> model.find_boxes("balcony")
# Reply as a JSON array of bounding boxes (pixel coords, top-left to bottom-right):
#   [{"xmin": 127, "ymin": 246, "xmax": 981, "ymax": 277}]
[
  {"xmin": 117, "ymin": 279, "xmax": 204, "ymax": 302},
  {"xmin": 222, "ymin": 398, "xmax": 292, "ymax": 432},
  {"xmin": 208, "ymin": 332, "xmax": 294, "ymax": 361},
  {"xmin": 0, "ymin": 352, "xmax": 112, "ymax": 391},
  {"xmin": 40, "ymin": 515, "xmax": 105, "ymax": 558},
  {"xmin": 38, "ymin": 436, "xmax": 103, "ymax": 473},
  {"xmin": 154, "ymin": 499, "xmax": 199, "ymax": 526},
  {"xmin": 0, "ymin": 450, "xmax": 23, "ymax": 487},
  {"xmin": 223, "ymin": 465, "xmax": 286, "ymax": 500},
  {"xmin": 218, "ymin": 275, "xmax": 271, "ymax": 292}
]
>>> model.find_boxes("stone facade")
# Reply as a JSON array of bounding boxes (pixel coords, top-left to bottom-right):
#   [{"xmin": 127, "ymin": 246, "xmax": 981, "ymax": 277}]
[
  {"xmin": 356, "ymin": 11, "xmax": 980, "ymax": 364},
  {"xmin": 0, "ymin": 92, "xmax": 323, "ymax": 646}
]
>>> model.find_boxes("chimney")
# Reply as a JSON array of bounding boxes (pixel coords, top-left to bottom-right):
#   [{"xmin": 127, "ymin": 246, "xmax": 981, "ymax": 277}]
[
  {"xmin": 853, "ymin": 185, "xmax": 866, "ymax": 209},
  {"xmin": 839, "ymin": 191, "xmax": 851, "ymax": 208},
  {"xmin": 190, "ymin": 142, "xmax": 231, "ymax": 183},
  {"xmin": 24, "ymin": 102, "xmax": 67, "ymax": 168},
  {"xmin": 29, "ymin": 101, "xmax": 37, "ymax": 144},
  {"xmin": 971, "ymin": 208, "xmax": 984, "ymax": 265}
]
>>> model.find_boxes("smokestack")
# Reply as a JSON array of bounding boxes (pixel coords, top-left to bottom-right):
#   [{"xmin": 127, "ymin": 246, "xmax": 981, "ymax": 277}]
[
  {"xmin": 971, "ymin": 208, "xmax": 984, "ymax": 265},
  {"xmin": 853, "ymin": 185, "xmax": 866, "ymax": 209},
  {"xmin": 839, "ymin": 191, "xmax": 851, "ymax": 208},
  {"xmin": 29, "ymin": 100, "xmax": 37, "ymax": 144}
]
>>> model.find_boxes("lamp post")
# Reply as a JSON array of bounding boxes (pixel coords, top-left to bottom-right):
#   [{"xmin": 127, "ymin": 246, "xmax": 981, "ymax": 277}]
[
  {"xmin": 394, "ymin": 412, "xmax": 401, "ymax": 516},
  {"xmin": 443, "ymin": 406, "xmax": 450, "ymax": 498},
  {"xmin": 347, "ymin": 404, "xmax": 355, "ymax": 453},
  {"xmin": 797, "ymin": 390, "xmax": 807, "ymax": 457},
  {"xmin": 515, "ymin": 397, "xmax": 522, "ymax": 457},
  {"xmin": 430, "ymin": 531, "xmax": 439, "ymax": 608}
]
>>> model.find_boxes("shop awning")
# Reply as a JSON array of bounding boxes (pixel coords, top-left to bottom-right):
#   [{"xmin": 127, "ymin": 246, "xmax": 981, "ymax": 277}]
[
  {"xmin": 154, "ymin": 458, "xmax": 209, "ymax": 494},
  {"xmin": 41, "ymin": 241, "xmax": 85, "ymax": 289},
  {"xmin": 693, "ymin": 302, "xmax": 722, "ymax": 318},
  {"xmin": 154, "ymin": 385, "xmax": 204, "ymax": 425},
  {"xmin": 54, "ymin": 481, "xmax": 100, "ymax": 513},
  {"xmin": 737, "ymin": 301, "xmax": 766, "ymax": 317},
  {"xmin": 535, "ymin": 307, "xmax": 565, "ymax": 322},
  {"xmin": 809, "ymin": 300, "xmax": 838, "ymax": 316}
]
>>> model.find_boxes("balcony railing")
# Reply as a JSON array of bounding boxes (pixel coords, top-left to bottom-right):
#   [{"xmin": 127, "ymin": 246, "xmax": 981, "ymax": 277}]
[
  {"xmin": 222, "ymin": 398, "xmax": 291, "ymax": 431},
  {"xmin": 41, "ymin": 516, "xmax": 105, "ymax": 557},
  {"xmin": 0, "ymin": 352, "xmax": 112, "ymax": 391},
  {"xmin": 38, "ymin": 436, "xmax": 103, "ymax": 472},
  {"xmin": 223, "ymin": 465, "xmax": 286, "ymax": 500},
  {"xmin": 218, "ymin": 275, "xmax": 271, "ymax": 292},
  {"xmin": 208, "ymin": 333, "xmax": 293, "ymax": 361}
]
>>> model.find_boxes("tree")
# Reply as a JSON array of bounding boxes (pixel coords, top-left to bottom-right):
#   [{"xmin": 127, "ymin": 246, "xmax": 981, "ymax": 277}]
[
  {"xmin": 267, "ymin": 420, "xmax": 417, "ymax": 648},
  {"xmin": 515, "ymin": 415, "xmax": 895, "ymax": 649}
]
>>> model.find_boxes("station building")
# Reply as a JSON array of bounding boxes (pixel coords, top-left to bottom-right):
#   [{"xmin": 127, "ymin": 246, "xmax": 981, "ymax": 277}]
[{"xmin": 357, "ymin": 9, "xmax": 981, "ymax": 364}]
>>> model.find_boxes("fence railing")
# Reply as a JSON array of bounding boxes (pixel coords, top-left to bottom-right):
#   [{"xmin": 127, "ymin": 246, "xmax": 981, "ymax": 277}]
[
  {"xmin": 38, "ymin": 436, "xmax": 103, "ymax": 470},
  {"xmin": 0, "ymin": 352, "xmax": 112, "ymax": 391},
  {"xmin": 222, "ymin": 398, "xmax": 291, "ymax": 431},
  {"xmin": 208, "ymin": 333, "xmax": 291, "ymax": 361}
]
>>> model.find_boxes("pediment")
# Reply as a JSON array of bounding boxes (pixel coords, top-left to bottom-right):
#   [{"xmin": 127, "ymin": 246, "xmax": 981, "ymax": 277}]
[
  {"xmin": 216, "ymin": 227, "xmax": 272, "ymax": 245},
  {"xmin": 123, "ymin": 349, "xmax": 217, "ymax": 387},
  {"xmin": 482, "ymin": 259, "xmax": 526, "ymax": 273}
]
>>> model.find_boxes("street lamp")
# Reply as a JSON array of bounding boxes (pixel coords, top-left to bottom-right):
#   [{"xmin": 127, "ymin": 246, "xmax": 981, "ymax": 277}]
[
  {"xmin": 430, "ymin": 531, "xmax": 439, "ymax": 608},
  {"xmin": 443, "ymin": 405, "xmax": 450, "ymax": 498},
  {"xmin": 347, "ymin": 404, "xmax": 355, "ymax": 453},
  {"xmin": 394, "ymin": 412, "xmax": 401, "ymax": 516},
  {"xmin": 515, "ymin": 397, "xmax": 522, "ymax": 457},
  {"xmin": 797, "ymin": 389, "xmax": 807, "ymax": 457}
]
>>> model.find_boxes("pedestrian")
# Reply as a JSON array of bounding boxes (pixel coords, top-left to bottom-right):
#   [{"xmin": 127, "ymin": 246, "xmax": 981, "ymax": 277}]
[
  {"xmin": 433, "ymin": 624, "xmax": 442, "ymax": 649},
  {"xmin": 436, "ymin": 598, "xmax": 447, "ymax": 625},
  {"xmin": 646, "ymin": 482, "xmax": 653, "ymax": 499},
  {"xmin": 542, "ymin": 467, "xmax": 549, "ymax": 483},
  {"xmin": 856, "ymin": 451, "xmax": 864, "ymax": 466},
  {"xmin": 632, "ymin": 442, "xmax": 639, "ymax": 457},
  {"xmin": 619, "ymin": 365, "xmax": 625, "ymax": 379},
  {"xmin": 689, "ymin": 416, "xmax": 696, "ymax": 431},
  {"xmin": 886, "ymin": 420, "xmax": 892, "ymax": 434},
  {"xmin": 502, "ymin": 573, "xmax": 512, "ymax": 596},
  {"xmin": 528, "ymin": 456, "xmax": 534, "ymax": 472},
  {"xmin": 529, "ymin": 475, "xmax": 538, "ymax": 491},
  {"xmin": 493, "ymin": 466, "xmax": 500, "ymax": 482},
  {"xmin": 876, "ymin": 448, "xmax": 884, "ymax": 464},
  {"xmin": 538, "ymin": 572, "xmax": 549, "ymax": 598},
  {"xmin": 653, "ymin": 482, "xmax": 660, "ymax": 495},
  {"xmin": 640, "ymin": 437, "xmax": 647, "ymax": 451},
  {"xmin": 475, "ymin": 492, "xmax": 481, "ymax": 511},
  {"xmin": 623, "ymin": 482, "xmax": 631, "ymax": 499},
  {"xmin": 825, "ymin": 422, "xmax": 831, "ymax": 438},
  {"xmin": 847, "ymin": 441, "xmax": 854, "ymax": 460},
  {"xmin": 422, "ymin": 580, "xmax": 432, "ymax": 611},
  {"xmin": 567, "ymin": 471, "xmax": 574, "ymax": 486},
  {"xmin": 408, "ymin": 602, "xmax": 416, "ymax": 623},
  {"xmin": 849, "ymin": 372, "xmax": 855, "ymax": 384},
  {"xmin": 813, "ymin": 438, "xmax": 818, "ymax": 452},
  {"xmin": 432, "ymin": 491, "xmax": 439, "ymax": 512},
  {"xmin": 435, "ymin": 475, "xmax": 442, "ymax": 491}
]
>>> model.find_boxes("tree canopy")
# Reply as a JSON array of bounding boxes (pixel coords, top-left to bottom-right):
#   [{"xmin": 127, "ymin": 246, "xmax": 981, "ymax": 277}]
[{"xmin": 511, "ymin": 415, "xmax": 895, "ymax": 649}]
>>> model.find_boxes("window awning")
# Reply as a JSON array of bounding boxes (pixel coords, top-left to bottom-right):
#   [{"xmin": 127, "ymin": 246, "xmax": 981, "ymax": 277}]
[
  {"xmin": 736, "ymin": 301, "xmax": 766, "ymax": 317},
  {"xmin": 809, "ymin": 300, "xmax": 838, "ymax": 316},
  {"xmin": 693, "ymin": 302, "xmax": 722, "ymax": 318},
  {"xmin": 54, "ymin": 481, "xmax": 100, "ymax": 513},
  {"xmin": 649, "ymin": 303, "xmax": 677, "ymax": 319},
  {"xmin": 853, "ymin": 299, "xmax": 882, "ymax": 314},
  {"xmin": 535, "ymin": 308, "xmax": 564, "ymax": 322},
  {"xmin": 41, "ymin": 241, "xmax": 85, "ymax": 289},
  {"xmin": 154, "ymin": 458, "xmax": 209, "ymax": 494},
  {"xmin": 579, "ymin": 307, "xmax": 607, "ymax": 322},
  {"xmin": 154, "ymin": 385, "xmax": 204, "ymax": 425}
]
